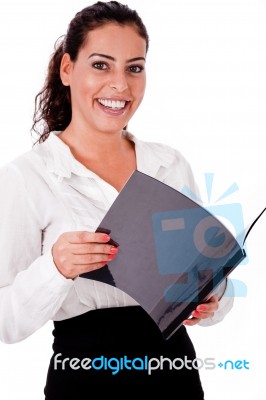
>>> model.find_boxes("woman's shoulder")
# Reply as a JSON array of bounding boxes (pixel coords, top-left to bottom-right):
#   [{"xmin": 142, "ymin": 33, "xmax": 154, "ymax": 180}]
[
  {"xmin": 0, "ymin": 131, "xmax": 60, "ymax": 175},
  {"xmin": 126, "ymin": 131, "xmax": 191, "ymax": 168},
  {"xmin": 0, "ymin": 143, "xmax": 46, "ymax": 184}
]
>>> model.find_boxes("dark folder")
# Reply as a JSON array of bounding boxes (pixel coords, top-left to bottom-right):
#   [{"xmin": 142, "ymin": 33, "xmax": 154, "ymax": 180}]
[{"xmin": 80, "ymin": 170, "xmax": 265, "ymax": 339}]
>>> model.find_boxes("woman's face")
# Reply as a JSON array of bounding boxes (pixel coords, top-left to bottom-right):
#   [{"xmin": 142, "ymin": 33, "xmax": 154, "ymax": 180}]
[{"xmin": 60, "ymin": 23, "xmax": 147, "ymax": 135}]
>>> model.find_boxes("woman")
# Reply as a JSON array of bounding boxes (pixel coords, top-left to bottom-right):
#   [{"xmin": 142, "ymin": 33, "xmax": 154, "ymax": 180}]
[{"xmin": 0, "ymin": 1, "xmax": 234, "ymax": 397}]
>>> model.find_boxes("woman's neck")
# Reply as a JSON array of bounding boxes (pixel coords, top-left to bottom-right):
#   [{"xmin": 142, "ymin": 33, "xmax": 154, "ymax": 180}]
[
  {"xmin": 57, "ymin": 124, "xmax": 137, "ymax": 192},
  {"xmin": 58, "ymin": 124, "xmax": 126, "ymax": 162}
]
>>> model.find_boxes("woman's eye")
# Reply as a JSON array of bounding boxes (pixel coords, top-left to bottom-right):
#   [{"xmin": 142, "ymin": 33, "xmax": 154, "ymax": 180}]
[
  {"xmin": 128, "ymin": 65, "xmax": 144, "ymax": 73},
  {"xmin": 92, "ymin": 62, "xmax": 108, "ymax": 70}
]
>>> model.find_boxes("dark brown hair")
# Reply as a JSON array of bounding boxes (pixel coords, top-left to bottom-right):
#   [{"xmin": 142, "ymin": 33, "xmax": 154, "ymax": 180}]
[{"xmin": 31, "ymin": 1, "xmax": 149, "ymax": 143}]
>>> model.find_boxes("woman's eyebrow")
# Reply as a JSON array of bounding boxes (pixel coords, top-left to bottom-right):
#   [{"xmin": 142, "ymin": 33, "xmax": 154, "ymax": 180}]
[{"xmin": 88, "ymin": 53, "xmax": 146, "ymax": 63}]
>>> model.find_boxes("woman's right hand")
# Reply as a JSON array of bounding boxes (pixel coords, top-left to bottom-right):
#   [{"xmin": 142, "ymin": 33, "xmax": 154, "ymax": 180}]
[{"xmin": 52, "ymin": 231, "xmax": 118, "ymax": 279}]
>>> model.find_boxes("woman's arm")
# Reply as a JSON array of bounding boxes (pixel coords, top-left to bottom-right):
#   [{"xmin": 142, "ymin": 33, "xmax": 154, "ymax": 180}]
[{"xmin": 0, "ymin": 163, "xmax": 73, "ymax": 344}]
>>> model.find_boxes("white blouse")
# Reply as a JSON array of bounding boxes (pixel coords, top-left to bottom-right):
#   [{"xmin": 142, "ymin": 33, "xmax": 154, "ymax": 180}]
[{"xmin": 0, "ymin": 131, "xmax": 234, "ymax": 343}]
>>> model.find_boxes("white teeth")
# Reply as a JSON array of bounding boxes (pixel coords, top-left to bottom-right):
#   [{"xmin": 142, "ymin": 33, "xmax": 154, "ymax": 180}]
[{"xmin": 98, "ymin": 99, "xmax": 126, "ymax": 109}]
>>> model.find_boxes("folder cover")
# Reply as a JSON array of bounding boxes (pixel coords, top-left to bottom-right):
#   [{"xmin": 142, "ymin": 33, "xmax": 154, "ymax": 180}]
[{"xmin": 80, "ymin": 170, "xmax": 265, "ymax": 339}]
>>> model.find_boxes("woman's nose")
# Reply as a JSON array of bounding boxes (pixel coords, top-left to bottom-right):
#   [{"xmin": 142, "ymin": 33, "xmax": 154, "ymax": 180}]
[{"xmin": 108, "ymin": 71, "xmax": 128, "ymax": 93}]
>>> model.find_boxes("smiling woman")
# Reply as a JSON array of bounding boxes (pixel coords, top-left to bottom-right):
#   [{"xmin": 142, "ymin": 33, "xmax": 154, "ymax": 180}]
[
  {"xmin": 56, "ymin": 22, "xmax": 147, "ymax": 191},
  {"xmin": 59, "ymin": 24, "xmax": 146, "ymax": 140},
  {"xmin": 0, "ymin": 1, "xmax": 235, "ymax": 398}
]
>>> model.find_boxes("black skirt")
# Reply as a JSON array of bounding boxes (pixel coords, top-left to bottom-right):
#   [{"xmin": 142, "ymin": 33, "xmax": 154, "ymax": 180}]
[{"xmin": 44, "ymin": 306, "xmax": 204, "ymax": 398}]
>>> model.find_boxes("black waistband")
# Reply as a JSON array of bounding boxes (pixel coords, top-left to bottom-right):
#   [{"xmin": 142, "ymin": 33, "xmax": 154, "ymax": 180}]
[{"xmin": 52, "ymin": 306, "xmax": 194, "ymax": 357}]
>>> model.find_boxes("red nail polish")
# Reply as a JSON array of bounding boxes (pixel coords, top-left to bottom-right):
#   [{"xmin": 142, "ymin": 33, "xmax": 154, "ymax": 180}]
[
  {"xmin": 102, "ymin": 234, "xmax": 110, "ymax": 241},
  {"xmin": 197, "ymin": 306, "xmax": 205, "ymax": 312},
  {"xmin": 110, "ymin": 247, "xmax": 119, "ymax": 254}
]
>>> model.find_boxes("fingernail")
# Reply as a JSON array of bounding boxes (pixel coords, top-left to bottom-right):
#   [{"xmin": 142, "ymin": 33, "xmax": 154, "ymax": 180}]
[
  {"xmin": 197, "ymin": 306, "xmax": 205, "ymax": 311},
  {"xmin": 110, "ymin": 247, "xmax": 119, "ymax": 254},
  {"xmin": 102, "ymin": 235, "xmax": 110, "ymax": 241},
  {"xmin": 192, "ymin": 311, "xmax": 199, "ymax": 317}
]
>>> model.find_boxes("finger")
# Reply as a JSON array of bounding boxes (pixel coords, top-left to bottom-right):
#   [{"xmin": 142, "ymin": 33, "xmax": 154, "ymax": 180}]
[
  {"xmin": 196, "ymin": 296, "xmax": 219, "ymax": 313},
  {"xmin": 183, "ymin": 316, "xmax": 201, "ymax": 326},
  {"xmin": 72, "ymin": 252, "xmax": 117, "ymax": 265},
  {"xmin": 191, "ymin": 310, "xmax": 215, "ymax": 320},
  {"xmin": 71, "ymin": 243, "xmax": 119, "ymax": 255},
  {"xmin": 65, "ymin": 261, "xmax": 109, "ymax": 278},
  {"xmin": 65, "ymin": 231, "xmax": 111, "ymax": 244},
  {"xmin": 78, "ymin": 261, "xmax": 110, "ymax": 275}
]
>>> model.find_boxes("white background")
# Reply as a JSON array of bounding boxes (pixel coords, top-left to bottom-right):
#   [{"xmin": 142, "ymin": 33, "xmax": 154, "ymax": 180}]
[{"xmin": 0, "ymin": 0, "xmax": 265, "ymax": 398}]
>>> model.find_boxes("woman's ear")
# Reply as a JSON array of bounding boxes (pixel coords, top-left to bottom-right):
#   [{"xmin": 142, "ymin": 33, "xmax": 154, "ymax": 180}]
[{"xmin": 60, "ymin": 53, "xmax": 72, "ymax": 86}]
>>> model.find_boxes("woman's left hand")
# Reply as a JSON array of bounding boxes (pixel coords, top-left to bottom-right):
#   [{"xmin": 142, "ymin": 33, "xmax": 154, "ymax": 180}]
[{"xmin": 183, "ymin": 295, "xmax": 219, "ymax": 326}]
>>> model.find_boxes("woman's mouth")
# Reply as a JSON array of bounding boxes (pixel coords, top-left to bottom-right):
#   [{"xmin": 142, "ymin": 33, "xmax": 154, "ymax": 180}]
[{"xmin": 96, "ymin": 98, "xmax": 130, "ymax": 116}]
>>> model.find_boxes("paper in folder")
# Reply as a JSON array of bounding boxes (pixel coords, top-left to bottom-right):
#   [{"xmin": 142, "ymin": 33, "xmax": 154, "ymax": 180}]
[{"xmin": 80, "ymin": 170, "xmax": 265, "ymax": 340}]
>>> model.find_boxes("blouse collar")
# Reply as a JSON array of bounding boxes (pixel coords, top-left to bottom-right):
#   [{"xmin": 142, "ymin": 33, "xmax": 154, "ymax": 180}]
[{"xmin": 35, "ymin": 130, "xmax": 175, "ymax": 181}]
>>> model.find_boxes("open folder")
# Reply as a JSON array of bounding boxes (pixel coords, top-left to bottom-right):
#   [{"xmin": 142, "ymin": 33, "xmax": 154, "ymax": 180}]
[{"xmin": 80, "ymin": 170, "xmax": 265, "ymax": 340}]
